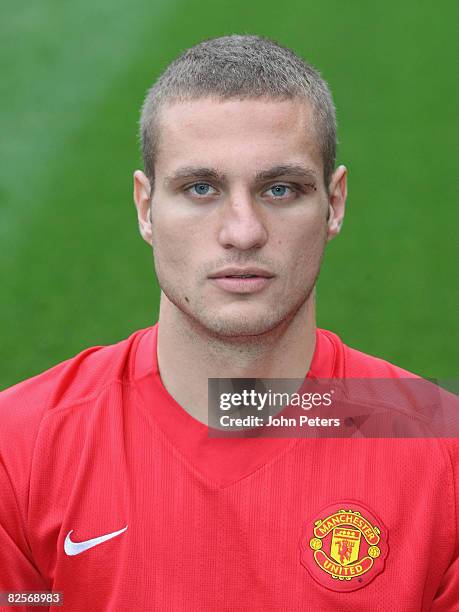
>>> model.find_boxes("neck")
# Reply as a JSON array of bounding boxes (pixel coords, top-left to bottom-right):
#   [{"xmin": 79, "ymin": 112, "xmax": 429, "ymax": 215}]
[{"xmin": 156, "ymin": 293, "xmax": 317, "ymax": 424}]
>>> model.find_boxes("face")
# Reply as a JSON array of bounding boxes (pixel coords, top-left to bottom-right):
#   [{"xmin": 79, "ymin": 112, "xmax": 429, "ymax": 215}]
[{"xmin": 134, "ymin": 97, "xmax": 346, "ymax": 337}]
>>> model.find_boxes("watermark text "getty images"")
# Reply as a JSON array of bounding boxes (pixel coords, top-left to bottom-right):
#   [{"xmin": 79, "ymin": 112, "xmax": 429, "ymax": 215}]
[{"xmin": 219, "ymin": 390, "xmax": 334, "ymax": 411}]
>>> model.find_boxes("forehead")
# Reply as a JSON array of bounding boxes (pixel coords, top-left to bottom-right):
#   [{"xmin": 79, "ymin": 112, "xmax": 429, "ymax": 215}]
[{"xmin": 155, "ymin": 97, "xmax": 323, "ymax": 178}]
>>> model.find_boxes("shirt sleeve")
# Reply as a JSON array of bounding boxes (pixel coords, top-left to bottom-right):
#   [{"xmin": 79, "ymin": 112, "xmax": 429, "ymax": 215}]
[
  {"xmin": 0, "ymin": 380, "xmax": 50, "ymax": 596},
  {"xmin": 0, "ymin": 459, "xmax": 47, "ymax": 591},
  {"xmin": 430, "ymin": 438, "xmax": 459, "ymax": 611}
]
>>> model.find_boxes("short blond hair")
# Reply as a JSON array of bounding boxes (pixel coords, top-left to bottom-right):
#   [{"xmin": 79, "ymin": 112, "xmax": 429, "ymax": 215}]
[{"xmin": 140, "ymin": 34, "xmax": 337, "ymax": 187}]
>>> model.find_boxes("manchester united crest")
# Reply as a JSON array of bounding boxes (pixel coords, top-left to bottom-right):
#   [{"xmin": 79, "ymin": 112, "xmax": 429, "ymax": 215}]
[{"xmin": 300, "ymin": 501, "xmax": 388, "ymax": 592}]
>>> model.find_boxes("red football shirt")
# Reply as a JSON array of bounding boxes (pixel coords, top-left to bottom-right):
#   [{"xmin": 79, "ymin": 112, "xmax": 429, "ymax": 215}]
[{"xmin": 0, "ymin": 325, "xmax": 458, "ymax": 611}]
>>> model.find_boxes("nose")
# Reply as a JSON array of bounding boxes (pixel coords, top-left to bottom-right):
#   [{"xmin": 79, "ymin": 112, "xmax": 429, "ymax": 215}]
[{"xmin": 217, "ymin": 189, "xmax": 268, "ymax": 251}]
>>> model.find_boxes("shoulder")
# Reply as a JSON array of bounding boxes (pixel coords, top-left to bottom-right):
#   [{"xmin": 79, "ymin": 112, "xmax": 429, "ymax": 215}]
[
  {"xmin": 321, "ymin": 327, "xmax": 459, "ymax": 452},
  {"xmin": 0, "ymin": 326, "xmax": 152, "ymax": 433},
  {"xmin": 318, "ymin": 328, "xmax": 419, "ymax": 378},
  {"xmin": 0, "ymin": 326, "xmax": 153, "ymax": 513}
]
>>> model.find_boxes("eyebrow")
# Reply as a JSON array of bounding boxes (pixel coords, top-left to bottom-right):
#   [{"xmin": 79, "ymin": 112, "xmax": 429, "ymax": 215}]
[
  {"xmin": 164, "ymin": 167, "xmax": 226, "ymax": 187},
  {"xmin": 254, "ymin": 164, "xmax": 317, "ymax": 185},
  {"xmin": 164, "ymin": 164, "xmax": 318, "ymax": 188}
]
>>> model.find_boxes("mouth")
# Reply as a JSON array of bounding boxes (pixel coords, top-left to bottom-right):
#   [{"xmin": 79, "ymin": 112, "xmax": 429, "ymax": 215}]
[
  {"xmin": 209, "ymin": 267, "xmax": 274, "ymax": 279},
  {"xmin": 208, "ymin": 268, "xmax": 274, "ymax": 294},
  {"xmin": 223, "ymin": 274, "xmax": 259, "ymax": 279}
]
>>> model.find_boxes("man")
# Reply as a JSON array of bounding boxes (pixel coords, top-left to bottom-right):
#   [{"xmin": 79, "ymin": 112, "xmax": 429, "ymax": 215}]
[{"xmin": 0, "ymin": 35, "xmax": 457, "ymax": 611}]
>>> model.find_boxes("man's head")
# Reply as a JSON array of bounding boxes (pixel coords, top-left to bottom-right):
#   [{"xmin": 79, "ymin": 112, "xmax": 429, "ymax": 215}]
[
  {"xmin": 134, "ymin": 35, "xmax": 347, "ymax": 339},
  {"xmin": 140, "ymin": 34, "xmax": 337, "ymax": 189}
]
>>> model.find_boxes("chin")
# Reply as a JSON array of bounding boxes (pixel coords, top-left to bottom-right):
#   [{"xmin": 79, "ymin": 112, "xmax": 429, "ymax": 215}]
[
  {"xmin": 194, "ymin": 310, "xmax": 291, "ymax": 339},
  {"xmin": 160, "ymin": 282, "xmax": 313, "ymax": 339}
]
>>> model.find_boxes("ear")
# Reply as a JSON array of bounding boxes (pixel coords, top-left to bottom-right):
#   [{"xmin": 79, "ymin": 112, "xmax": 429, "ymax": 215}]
[
  {"xmin": 133, "ymin": 170, "xmax": 153, "ymax": 245},
  {"xmin": 326, "ymin": 165, "xmax": 347, "ymax": 242}
]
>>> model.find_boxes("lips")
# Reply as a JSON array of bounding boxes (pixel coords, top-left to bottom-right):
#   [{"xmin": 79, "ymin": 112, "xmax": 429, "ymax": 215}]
[
  {"xmin": 225, "ymin": 274, "xmax": 257, "ymax": 278},
  {"xmin": 209, "ymin": 267, "xmax": 274, "ymax": 279},
  {"xmin": 209, "ymin": 268, "xmax": 274, "ymax": 294}
]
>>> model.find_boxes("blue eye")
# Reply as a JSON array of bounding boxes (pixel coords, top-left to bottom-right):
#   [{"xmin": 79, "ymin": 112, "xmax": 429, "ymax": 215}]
[
  {"xmin": 188, "ymin": 183, "xmax": 215, "ymax": 196},
  {"xmin": 267, "ymin": 184, "xmax": 292, "ymax": 198}
]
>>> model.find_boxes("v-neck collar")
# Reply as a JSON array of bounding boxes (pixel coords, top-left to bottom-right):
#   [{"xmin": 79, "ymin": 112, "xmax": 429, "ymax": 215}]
[{"xmin": 133, "ymin": 324, "xmax": 339, "ymax": 489}]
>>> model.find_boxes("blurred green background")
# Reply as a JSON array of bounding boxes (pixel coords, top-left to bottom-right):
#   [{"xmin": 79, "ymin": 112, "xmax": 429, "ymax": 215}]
[{"xmin": 1, "ymin": 0, "xmax": 457, "ymax": 388}]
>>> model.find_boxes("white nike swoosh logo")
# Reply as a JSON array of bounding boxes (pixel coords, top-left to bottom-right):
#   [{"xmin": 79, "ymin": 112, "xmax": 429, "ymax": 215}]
[{"xmin": 64, "ymin": 525, "xmax": 128, "ymax": 556}]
